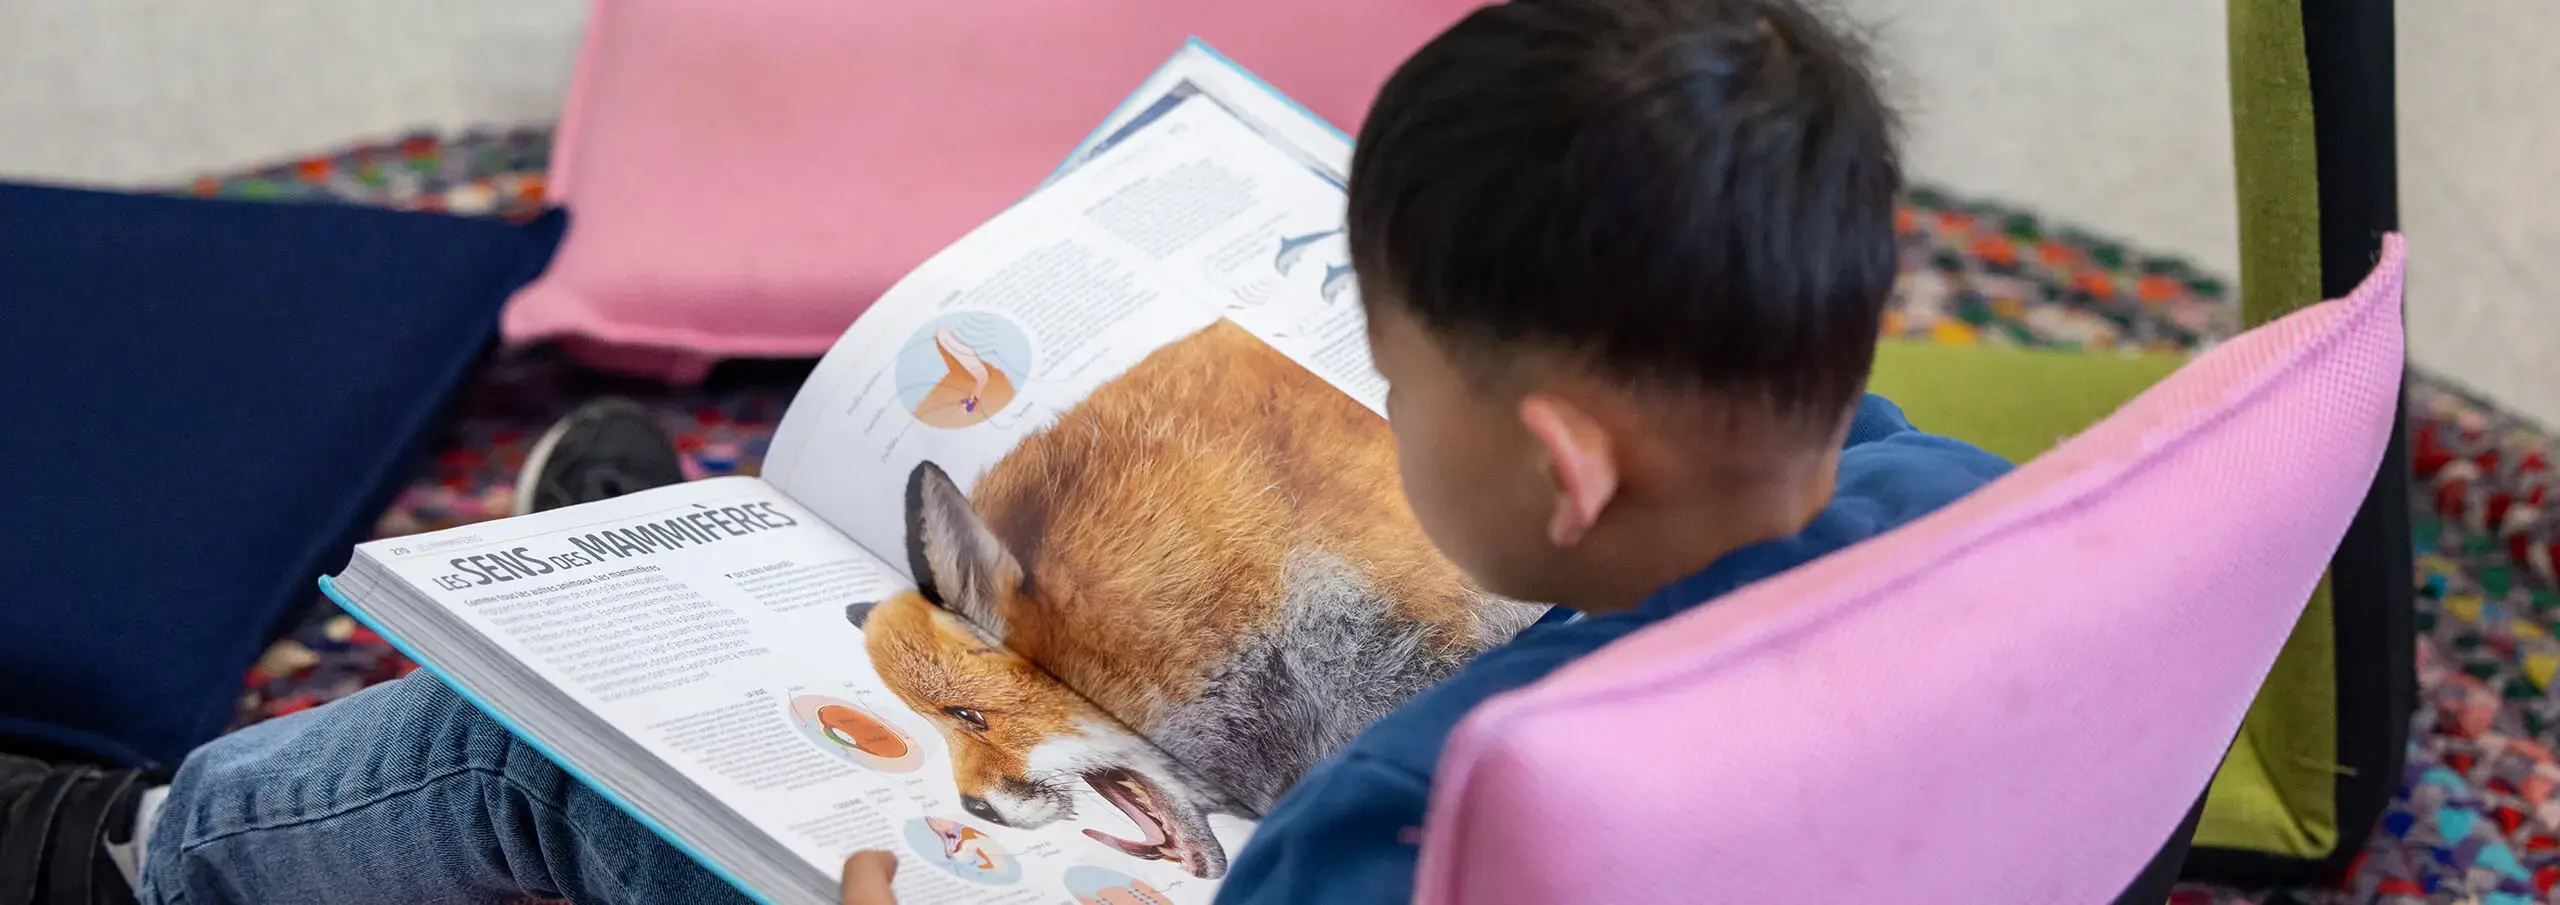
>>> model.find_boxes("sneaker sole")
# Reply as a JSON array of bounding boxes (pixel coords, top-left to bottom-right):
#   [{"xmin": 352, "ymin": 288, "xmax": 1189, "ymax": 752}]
[{"xmin": 512, "ymin": 411, "xmax": 584, "ymax": 518}]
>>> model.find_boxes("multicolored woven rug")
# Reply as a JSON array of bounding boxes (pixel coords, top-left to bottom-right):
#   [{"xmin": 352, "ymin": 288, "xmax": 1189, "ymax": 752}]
[{"xmin": 187, "ymin": 129, "xmax": 2555, "ymax": 904}]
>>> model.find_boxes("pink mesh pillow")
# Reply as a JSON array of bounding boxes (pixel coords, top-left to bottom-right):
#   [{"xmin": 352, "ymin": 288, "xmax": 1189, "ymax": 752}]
[
  {"xmin": 1416, "ymin": 237, "xmax": 2409, "ymax": 905},
  {"xmin": 504, "ymin": 0, "xmax": 1480, "ymax": 383}
]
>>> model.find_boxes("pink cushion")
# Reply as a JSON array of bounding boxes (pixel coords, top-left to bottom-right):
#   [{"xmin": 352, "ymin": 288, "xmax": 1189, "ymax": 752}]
[
  {"xmin": 504, "ymin": 0, "xmax": 1480, "ymax": 383},
  {"xmin": 1415, "ymin": 236, "xmax": 2409, "ymax": 904}
]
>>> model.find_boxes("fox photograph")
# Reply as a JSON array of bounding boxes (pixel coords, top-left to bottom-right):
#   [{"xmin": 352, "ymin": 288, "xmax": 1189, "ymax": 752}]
[{"xmin": 843, "ymin": 319, "xmax": 1544, "ymax": 878}]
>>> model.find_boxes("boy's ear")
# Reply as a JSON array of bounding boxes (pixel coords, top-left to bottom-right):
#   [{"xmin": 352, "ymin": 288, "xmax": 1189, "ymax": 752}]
[
  {"xmin": 1519, "ymin": 394, "xmax": 1619, "ymax": 548},
  {"xmin": 903, "ymin": 461, "xmax": 1022, "ymax": 639}
]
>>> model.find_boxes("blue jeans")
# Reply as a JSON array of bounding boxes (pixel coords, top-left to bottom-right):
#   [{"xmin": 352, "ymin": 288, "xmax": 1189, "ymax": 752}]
[{"xmin": 137, "ymin": 672, "xmax": 746, "ymax": 904}]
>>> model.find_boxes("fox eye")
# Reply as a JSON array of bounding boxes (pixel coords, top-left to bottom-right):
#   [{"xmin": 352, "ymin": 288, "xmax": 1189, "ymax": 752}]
[{"xmin": 942, "ymin": 706, "xmax": 989, "ymax": 731}]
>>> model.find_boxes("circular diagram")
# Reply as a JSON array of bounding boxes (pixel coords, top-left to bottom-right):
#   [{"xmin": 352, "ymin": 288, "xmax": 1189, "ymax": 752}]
[
  {"xmin": 1063, "ymin": 864, "xmax": 1173, "ymax": 905},
  {"xmin": 787, "ymin": 694, "xmax": 924, "ymax": 773},
  {"xmin": 902, "ymin": 816, "xmax": 1023, "ymax": 885},
  {"xmin": 895, "ymin": 312, "xmax": 1034, "ymax": 429}
]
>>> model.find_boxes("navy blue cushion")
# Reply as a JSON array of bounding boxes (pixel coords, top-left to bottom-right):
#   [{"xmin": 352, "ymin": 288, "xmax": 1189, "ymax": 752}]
[{"xmin": 0, "ymin": 183, "xmax": 565, "ymax": 767}]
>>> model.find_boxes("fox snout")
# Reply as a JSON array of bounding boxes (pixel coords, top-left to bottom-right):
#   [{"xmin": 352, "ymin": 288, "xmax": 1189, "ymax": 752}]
[
  {"xmin": 965, "ymin": 776, "xmax": 1075, "ymax": 829},
  {"xmin": 959, "ymin": 794, "xmax": 1005, "ymax": 825}
]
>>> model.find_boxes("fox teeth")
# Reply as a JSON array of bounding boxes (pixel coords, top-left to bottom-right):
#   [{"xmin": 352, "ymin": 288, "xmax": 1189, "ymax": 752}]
[{"xmin": 1083, "ymin": 828, "xmax": 1169, "ymax": 859}]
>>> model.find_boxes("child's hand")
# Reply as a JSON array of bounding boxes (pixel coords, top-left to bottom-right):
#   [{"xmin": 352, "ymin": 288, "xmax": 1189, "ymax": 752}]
[{"xmin": 839, "ymin": 851, "xmax": 899, "ymax": 905}]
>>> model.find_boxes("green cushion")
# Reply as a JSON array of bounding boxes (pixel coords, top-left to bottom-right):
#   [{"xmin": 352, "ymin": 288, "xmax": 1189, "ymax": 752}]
[
  {"xmin": 2204, "ymin": 0, "xmax": 2344, "ymax": 863},
  {"xmin": 1868, "ymin": 339, "xmax": 2186, "ymax": 463},
  {"xmin": 2200, "ymin": 574, "xmax": 2341, "ymax": 860}
]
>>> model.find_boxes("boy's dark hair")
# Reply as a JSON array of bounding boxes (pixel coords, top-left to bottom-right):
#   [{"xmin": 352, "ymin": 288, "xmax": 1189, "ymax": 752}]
[{"xmin": 1349, "ymin": 0, "xmax": 1901, "ymax": 426}]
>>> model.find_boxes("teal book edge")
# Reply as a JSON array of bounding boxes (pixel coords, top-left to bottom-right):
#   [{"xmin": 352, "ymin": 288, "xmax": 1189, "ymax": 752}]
[
  {"xmin": 1045, "ymin": 36, "xmax": 1354, "ymax": 184},
  {"xmin": 317, "ymin": 575, "xmax": 784, "ymax": 905}
]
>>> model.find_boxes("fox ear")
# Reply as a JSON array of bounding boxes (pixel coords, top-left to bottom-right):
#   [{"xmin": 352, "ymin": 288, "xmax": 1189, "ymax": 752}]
[
  {"xmin": 844, "ymin": 601, "xmax": 876, "ymax": 629},
  {"xmin": 904, "ymin": 461, "xmax": 1021, "ymax": 639}
]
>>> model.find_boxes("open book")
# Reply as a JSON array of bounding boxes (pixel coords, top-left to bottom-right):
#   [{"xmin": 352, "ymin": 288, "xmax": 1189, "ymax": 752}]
[{"xmin": 323, "ymin": 40, "xmax": 1545, "ymax": 905}]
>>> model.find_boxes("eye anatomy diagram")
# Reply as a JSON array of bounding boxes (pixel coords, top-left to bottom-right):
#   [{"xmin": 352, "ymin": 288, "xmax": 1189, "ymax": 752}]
[
  {"xmin": 1062, "ymin": 865, "xmax": 1173, "ymax": 905},
  {"xmin": 895, "ymin": 312, "xmax": 1034, "ymax": 430},
  {"xmin": 786, "ymin": 694, "xmax": 926, "ymax": 774},
  {"xmin": 902, "ymin": 816, "xmax": 1024, "ymax": 885}
]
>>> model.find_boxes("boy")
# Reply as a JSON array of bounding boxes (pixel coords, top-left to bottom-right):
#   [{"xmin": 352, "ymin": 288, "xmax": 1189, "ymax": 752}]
[
  {"xmin": 869, "ymin": 0, "xmax": 2004, "ymax": 902},
  {"xmin": 4, "ymin": 1, "xmax": 2006, "ymax": 903}
]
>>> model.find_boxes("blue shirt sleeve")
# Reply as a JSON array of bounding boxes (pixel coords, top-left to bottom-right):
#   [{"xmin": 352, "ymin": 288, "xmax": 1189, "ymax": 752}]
[
  {"xmin": 1831, "ymin": 394, "xmax": 2015, "ymax": 529},
  {"xmin": 1844, "ymin": 392, "xmax": 1917, "ymax": 448},
  {"xmin": 1212, "ymin": 752, "xmax": 1432, "ymax": 905}
]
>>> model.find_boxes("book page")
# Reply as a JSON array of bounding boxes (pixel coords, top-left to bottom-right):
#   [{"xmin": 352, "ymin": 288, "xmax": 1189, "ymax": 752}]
[
  {"xmin": 351, "ymin": 477, "xmax": 1239, "ymax": 904},
  {"xmin": 1049, "ymin": 39, "xmax": 1352, "ymax": 193},
  {"xmin": 764, "ymin": 72, "xmax": 1385, "ymax": 563},
  {"xmin": 753, "ymin": 50, "xmax": 1542, "ymax": 859},
  {"xmin": 1048, "ymin": 39, "xmax": 1378, "ymax": 409}
]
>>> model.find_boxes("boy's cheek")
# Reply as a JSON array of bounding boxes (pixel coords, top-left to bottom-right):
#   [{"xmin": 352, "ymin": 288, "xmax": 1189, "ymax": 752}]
[
  {"xmin": 1395, "ymin": 430, "xmax": 1506, "ymax": 575},
  {"xmin": 1390, "ymin": 430, "xmax": 1458, "ymax": 535},
  {"xmin": 1389, "ymin": 429, "xmax": 1441, "ymax": 518}
]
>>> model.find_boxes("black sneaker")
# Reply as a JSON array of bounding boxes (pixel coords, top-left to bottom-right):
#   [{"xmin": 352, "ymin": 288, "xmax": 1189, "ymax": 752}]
[
  {"xmin": 514, "ymin": 398, "xmax": 690, "ymax": 515},
  {"xmin": 0, "ymin": 755, "xmax": 157, "ymax": 905}
]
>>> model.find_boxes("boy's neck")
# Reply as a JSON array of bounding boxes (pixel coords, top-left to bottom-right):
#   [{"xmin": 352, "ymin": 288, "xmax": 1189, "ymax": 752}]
[{"xmin": 1556, "ymin": 450, "xmax": 1840, "ymax": 616}]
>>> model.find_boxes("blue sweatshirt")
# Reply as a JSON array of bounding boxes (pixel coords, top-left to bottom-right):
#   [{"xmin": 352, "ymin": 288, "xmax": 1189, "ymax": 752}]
[{"xmin": 1210, "ymin": 394, "xmax": 2011, "ymax": 905}]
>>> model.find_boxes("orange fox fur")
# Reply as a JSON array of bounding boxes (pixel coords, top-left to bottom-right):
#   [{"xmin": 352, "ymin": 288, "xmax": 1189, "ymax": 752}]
[{"xmin": 851, "ymin": 319, "xmax": 1540, "ymax": 878}]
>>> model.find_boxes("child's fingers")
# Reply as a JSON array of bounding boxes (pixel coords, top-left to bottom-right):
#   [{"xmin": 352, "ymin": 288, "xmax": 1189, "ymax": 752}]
[{"xmin": 839, "ymin": 850, "xmax": 900, "ymax": 905}]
